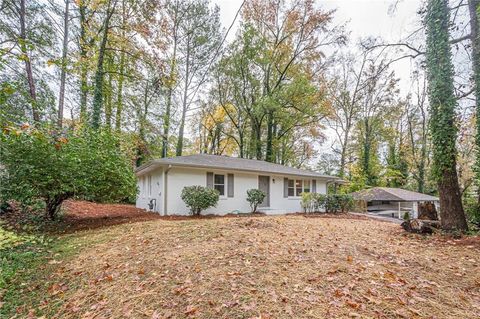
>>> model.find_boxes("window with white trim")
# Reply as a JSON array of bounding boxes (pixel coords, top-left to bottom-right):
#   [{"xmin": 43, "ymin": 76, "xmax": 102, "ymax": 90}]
[
  {"xmin": 288, "ymin": 179, "xmax": 295, "ymax": 196},
  {"xmin": 288, "ymin": 179, "xmax": 311, "ymax": 197},
  {"xmin": 304, "ymin": 180, "xmax": 310, "ymax": 193},
  {"xmin": 214, "ymin": 174, "xmax": 225, "ymax": 196}
]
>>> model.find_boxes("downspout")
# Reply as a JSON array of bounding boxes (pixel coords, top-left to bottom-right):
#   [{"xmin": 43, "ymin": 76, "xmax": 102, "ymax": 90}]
[{"xmin": 163, "ymin": 165, "xmax": 172, "ymax": 215}]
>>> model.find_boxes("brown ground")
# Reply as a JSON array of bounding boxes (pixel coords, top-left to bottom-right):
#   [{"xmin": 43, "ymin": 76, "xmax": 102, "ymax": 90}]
[
  {"xmin": 41, "ymin": 210, "xmax": 480, "ymax": 319},
  {"xmin": 60, "ymin": 200, "xmax": 162, "ymax": 232}
]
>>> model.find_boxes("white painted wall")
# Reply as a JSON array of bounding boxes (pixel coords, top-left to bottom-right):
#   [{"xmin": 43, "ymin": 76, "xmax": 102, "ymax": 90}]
[
  {"xmin": 135, "ymin": 168, "xmax": 163, "ymax": 214},
  {"xmin": 166, "ymin": 167, "xmax": 256, "ymax": 215},
  {"xmin": 136, "ymin": 166, "xmax": 329, "ymax": 215}
]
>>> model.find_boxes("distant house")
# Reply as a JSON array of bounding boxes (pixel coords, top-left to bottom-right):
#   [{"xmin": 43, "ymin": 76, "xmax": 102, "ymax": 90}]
[
  {"xmin": 351, "ymin": 187, "xmax": 439, "ymax": 219},
  {"xmin": 135, "ymin": 154, "xmax": 340, "ymax": 215}
]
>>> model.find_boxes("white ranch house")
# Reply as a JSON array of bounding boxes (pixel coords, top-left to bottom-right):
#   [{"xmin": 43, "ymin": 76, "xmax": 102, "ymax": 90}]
[{"xmin": 135, "ymin": 154, "xmax": 340, "ymax": 215}]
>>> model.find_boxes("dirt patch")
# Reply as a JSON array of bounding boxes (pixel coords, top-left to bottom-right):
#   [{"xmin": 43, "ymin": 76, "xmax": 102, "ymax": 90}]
[{"xmin": 33, "ymin": 216, "xmax": 480, "ymax": 319}]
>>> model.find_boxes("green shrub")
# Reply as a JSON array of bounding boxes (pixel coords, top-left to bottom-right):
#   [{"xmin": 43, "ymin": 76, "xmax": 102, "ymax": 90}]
[
  {"xmin": 301, "ymin": 193, "xmax": 325, "ymax": 213},
  {"xmin": 328, "ymin": 194, "xmax": 354, "ymax": 214},
  {"xmin": 464, "ymin": 198, "xmax": 480, "ymax": 228},
  {"xmin": 0, "ymin": 125, "xmax": 137, "ymax": 220},
  {"xmin": 300, "ymin": 193, "xmax": 354, "ymax": 214},
  {"xmin": 246, "ymin": 189, "xmax": 266, "ymax": 213},
  {"xmin": 301, "ymin": 192, "xmax": 314, "ymax": 213},
  {"xmin": 181, "ymin": 186, "xmax": 219, "ymax": 215}
]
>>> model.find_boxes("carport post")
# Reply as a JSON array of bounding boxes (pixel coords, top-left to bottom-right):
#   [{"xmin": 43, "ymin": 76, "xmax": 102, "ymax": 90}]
[{"xmin": 398, "ymin": 202, "xmax": 401, "ymax": 219}]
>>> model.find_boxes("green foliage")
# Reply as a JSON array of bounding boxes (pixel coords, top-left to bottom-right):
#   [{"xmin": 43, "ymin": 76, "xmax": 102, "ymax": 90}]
[
  {"xmin": 301, "ymin": 193, "xmax": 326, "ymax": 213},
  {"xmin": 0, "ymin": 125, "xmax": 137, "ymax": 219},
  {"xmin": 325, "ymin": 194, "xmax": 355, "ymax": 214},
  {"xmin": 0, "ymin": 224, "xmax": 38, "ymax": 250},
  {"xmin": 464, "ymin": 198, "xmax": 480, "ymax": 229},
  {"xmin": 301, "ymin": 193, "xmax": 354, "ymax": 214},
  {"xmin": 0, "ymin": 234, "xmax": 80, "ymax": 317},
  {"xmin": 425, "ymin": 0, "xmax": 459, "ymax": 179},
  {"xmin": 385, "ymin": 143, "xmax": 408, "ymax": 187},
  {"xmin": 0, "ymin": 76, "xmax": 55, "ymax": 126},
  {"xmin": 246, "ymin": 189, "xmax": 266, "ymax": 213},
  {"xmin": 181, "ymin": 186, "xmax": 219, "ymax": 215},
  {"xmin": 0, "ymin": 242, "xmax": 47, "ymax": 298},
  {"xmin": 425, "ymin": 0, "xmax": 468, "ymax": 231}
]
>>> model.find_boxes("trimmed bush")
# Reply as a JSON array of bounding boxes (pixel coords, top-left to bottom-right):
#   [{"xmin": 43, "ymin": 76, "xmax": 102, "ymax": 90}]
[
  {"xmin": 246, "ymin": 189, "xmax": 266, "ymax": 213},
  {"xmin": 181, "ymin": 186, "xmax": 219, "ymax": 215}
]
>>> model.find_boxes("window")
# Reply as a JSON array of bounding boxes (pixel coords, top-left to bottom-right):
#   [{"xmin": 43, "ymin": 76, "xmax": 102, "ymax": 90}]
[
  {"xmin": 295, "ymin": 180, "xmax": 302, "ymax": 196},
  {"xmin": 287, "ymin": 179, "xmax": 311, "ymax": 197},
  {"xmin": 148, "ymin": 175, "xmax": 152, "ymax": 197},
  {"xmin": 214, "ymin": 174, "xmax": 225, "ymax": 196},
  {"xmin": 304, "ymin": 180, "xmax": 310, "ymax": 193},
  {"xmin": 288, "ymin": 179, "xmax": 295, "ymax": 196}
]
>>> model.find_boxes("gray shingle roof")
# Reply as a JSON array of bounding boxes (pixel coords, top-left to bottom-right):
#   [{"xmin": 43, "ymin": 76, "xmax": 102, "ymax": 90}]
[
  {"xmin": 136, "ymin": 154, "xmax": 339, "ymax": 179},
  {"xmin": 351, "ymin": 187, "xmax": 439, "ymax": 202}
]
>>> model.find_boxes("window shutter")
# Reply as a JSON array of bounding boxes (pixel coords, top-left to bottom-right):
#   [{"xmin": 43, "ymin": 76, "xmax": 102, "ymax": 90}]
[
  {"xmin": 227, "ymin": 174, "xmax": 234, "ymax": 197},
  {"xmin": 312, "ymin": 180, "xmax": 317, "ymax": 193},
  {"xmin": 206, "ymin": 172, "xmax": 213, "ymax": 189},
  {"xmin": 283, "ymin": 178, "xmax": 288, "ymax": 198}
]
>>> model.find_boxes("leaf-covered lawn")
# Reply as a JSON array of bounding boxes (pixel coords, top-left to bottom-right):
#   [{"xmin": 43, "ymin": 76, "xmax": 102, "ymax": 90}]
[{"xmin": 4, "ymin": 214, "xmax": 480, "ymax": 318}]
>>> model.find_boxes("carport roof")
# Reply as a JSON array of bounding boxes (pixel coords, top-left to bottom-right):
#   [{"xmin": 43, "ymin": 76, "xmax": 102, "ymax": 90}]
[{"xmin": 351, "ymin": 187, "xmax": 439, "ymax": 202}]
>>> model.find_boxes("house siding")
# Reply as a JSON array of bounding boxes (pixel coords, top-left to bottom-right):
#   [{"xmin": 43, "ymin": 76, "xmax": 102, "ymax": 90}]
[
  {"xmin": 136, "ymin": 166, "xmax": 328, "ymax": 215},
  {"xmin": 135, "ymin": 168, "xmax": 163, "ymax": 214}
]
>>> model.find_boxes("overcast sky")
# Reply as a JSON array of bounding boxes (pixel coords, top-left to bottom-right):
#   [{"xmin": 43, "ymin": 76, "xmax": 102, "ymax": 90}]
[
  {"xmin": 214, "ymin": 0, "xmax": 423, "ymax": 41},
  {"xmin": 211, "ymin": 0, "xmax": 425, "ymax": 158},
  {"xmin": 213, "ymin": 0, "xmax": 424, "ymax": 93}
]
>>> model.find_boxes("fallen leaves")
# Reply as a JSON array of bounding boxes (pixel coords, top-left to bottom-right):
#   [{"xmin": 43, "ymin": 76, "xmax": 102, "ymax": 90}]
[{"xmin": 21, "ymin": 213, "xmax": 479, "ymax": 319}]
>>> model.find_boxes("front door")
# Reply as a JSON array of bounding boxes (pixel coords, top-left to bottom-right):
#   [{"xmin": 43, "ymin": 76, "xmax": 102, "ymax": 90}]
[{"xmin": 258, "ymin": 175, "xmax": 270, "ymax": 207}]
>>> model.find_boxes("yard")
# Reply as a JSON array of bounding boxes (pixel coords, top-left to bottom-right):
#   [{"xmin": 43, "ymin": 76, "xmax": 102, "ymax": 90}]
[{"xmin": 1, "ymin": 203, "xmax": 480, "ymax": 318}]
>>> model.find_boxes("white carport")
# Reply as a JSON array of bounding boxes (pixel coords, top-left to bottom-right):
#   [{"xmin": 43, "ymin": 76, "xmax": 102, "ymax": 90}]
[{"xmin": 351, "ymin": 187, "xmax": 439, "ymax": 219}]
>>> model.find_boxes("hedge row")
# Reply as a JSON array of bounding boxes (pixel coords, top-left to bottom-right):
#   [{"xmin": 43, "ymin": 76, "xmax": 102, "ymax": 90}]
[{"xmin": 301, "ymin": 193, "xmax": 354, "ymax": 214}]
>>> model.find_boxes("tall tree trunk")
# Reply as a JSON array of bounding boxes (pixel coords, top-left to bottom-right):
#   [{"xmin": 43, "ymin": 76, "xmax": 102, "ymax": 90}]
[
  {"xmin": 162, "ymin": 69, "xmax": 175, "ymax": 157},
  {"xmin": 339, "ymin": 129, "xmax": 350, "ymax": 178},
  {"xmin": 115, "ymin": 50, "xmax": 125, "ymax": 131},
  {"xmin": 426, "ymin": 0, "xmax": 468, "ymax": 231},
  {"xmin": 468, "ymin": 0, "xmax": 480, "ymax": 205},
  {"xmin": 105, "ymin": 55, "xmax": 113, "ymax": 129},
  {"xmin": 91, "ymin": 0, "xmax": 116, "ymax": 129},
  {"xmin": 57, "ymin": 0, "xmax": 70, "ymax": 127},
  {"xmin": 254, "ymin": 121, "xmax": 262, "ymax": 160},
  {"xmin": 161, "ymin": 3, "xmax": 179, "ymax": 158},
  {"xmin": 266, "ymin": 110, "xmax": 274, "ymax": 162},
  {"xmin": 176, "ymin": 38, "xmax": 190, "ymax": 156},
  {"xmin": 136, "ymin": 85, "xmax": 149, "ymax": 167},
  {"xmin": 418, "ymin": 113, "xmax": 428, "ymax": 193},
  {"xmin": 79, "ymin": 2, "xmax": 88, "ymax": 122},
  {"xmin": 19, "ymin": 0, "xmax": 39, "ymax": 123},
  {"xmin": 239, "ymin": 132, "xmax": 244, "ymax": 158},
  {"xmin": 115, "ymin": 0, "xmax": 126, "ymax": 132},
  {"xmin": 362, "ymin": 119, "xmax": 371, "ymax": 184},
  {"xmin": 418, "ymin": 142, "xmax": 426, "ymax": 193}
]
